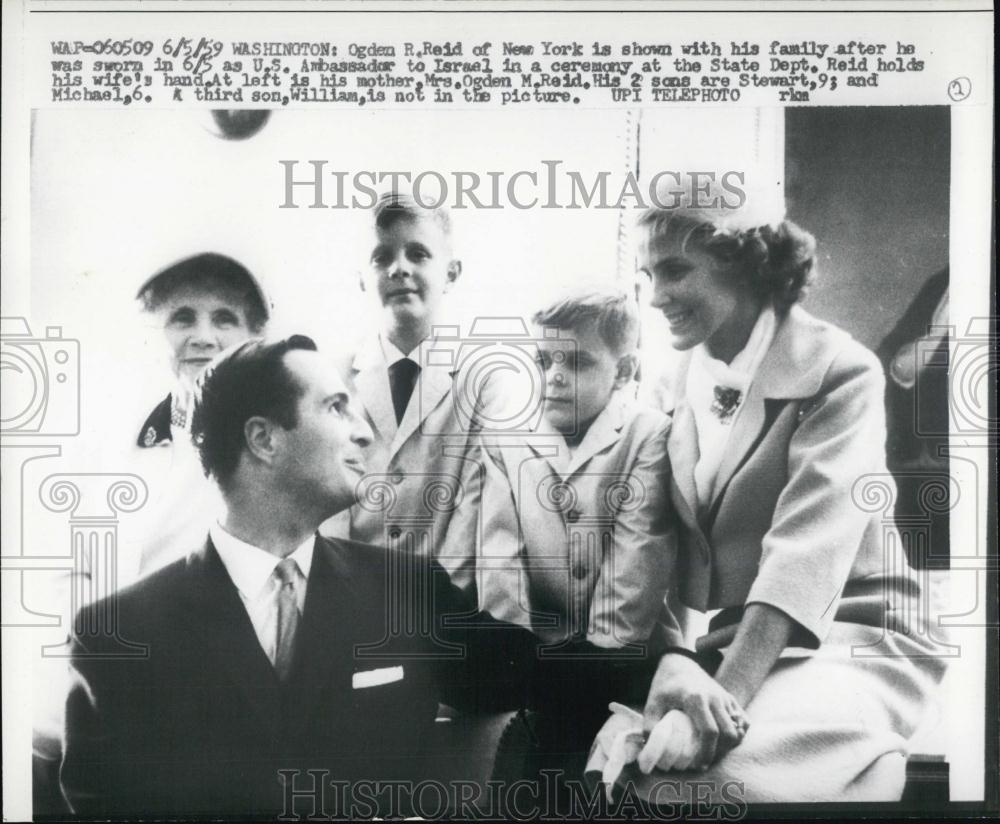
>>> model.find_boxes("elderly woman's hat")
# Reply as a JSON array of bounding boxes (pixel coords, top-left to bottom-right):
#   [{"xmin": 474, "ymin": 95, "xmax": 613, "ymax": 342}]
[{"xmin": 135, "ymin": 252, "xmax": 272, "ymax": 325}]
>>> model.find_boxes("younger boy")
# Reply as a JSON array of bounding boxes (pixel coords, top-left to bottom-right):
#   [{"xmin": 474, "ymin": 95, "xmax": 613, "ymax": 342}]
[
  {"xmin": 476, "ymin": 289, "xmax": 682, "ymax": 783},
  {"xmin": 476, "ymin": 288, "xmax": 681, "ymax": 653}
]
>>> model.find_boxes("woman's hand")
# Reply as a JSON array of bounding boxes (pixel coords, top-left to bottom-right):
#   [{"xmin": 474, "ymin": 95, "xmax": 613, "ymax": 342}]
[{"xmin": 640, "ymin": 652, "xmax": 749, "ymax": 771}]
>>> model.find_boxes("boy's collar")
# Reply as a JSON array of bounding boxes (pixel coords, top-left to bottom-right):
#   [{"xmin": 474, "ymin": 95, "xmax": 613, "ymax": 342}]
[
  {"xmin": 526, "ymin": 390, "xmax": 632, "ymax": 478},
  {"xmin": 353, "ymin": 332, "xmax": 437, "ymax": 372},
  {"xmin": 379, "ymin": 333, "xmax": 422, "ymax": 366}
]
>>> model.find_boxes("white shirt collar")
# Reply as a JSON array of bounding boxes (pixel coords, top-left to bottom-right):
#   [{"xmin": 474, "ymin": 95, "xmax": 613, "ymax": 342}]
[
  {"xmin": 691, "ymin": 302, "xmax": 777, "ymax": 391},
  {"xmin": 685, "ymin": 303, "xmax": 778, "ymax": 510},
  {"xmin": 210, "ymin": 521, "xmax": 315, "ymax": 602},
  {"xmin": 379, "ymin": 334, "xmax": 422, "ymax": 366}
]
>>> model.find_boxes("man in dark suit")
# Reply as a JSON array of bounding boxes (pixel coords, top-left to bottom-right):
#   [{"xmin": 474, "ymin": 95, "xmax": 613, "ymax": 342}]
[{"xmin": 59, "ymin": 335, "xmax": 530, "ymax": 819}]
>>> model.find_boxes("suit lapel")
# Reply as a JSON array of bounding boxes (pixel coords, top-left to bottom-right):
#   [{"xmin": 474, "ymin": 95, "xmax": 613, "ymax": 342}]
[
  {"xmin": 351, "ymin": 338, "xmax": 397, "ymax": 443},
  {"xmin": 709, "ymin": 380, "xmax": 768, "ymax": 509},
  {"xmin": 708, "ymin": 306, "xmax": 838, "ymax": 511},
  {"xmin": 286, "ymin": 537, "xmax": 357, "ymax": 735},
  {"xmin": 136, "ymin": 393, "xmax": 172, "ymax": 447},
  {"xmin": 524, "ymin": 414, "xmax": 571, "ymax": 478},
  {"xmin": 179, "ymin": 540, "xmax": 283, "ymax": 742},
  {"xmin": 666, "ymin": 353, "xmax": 700, "ymax": 526},
  {"xmin": 564, "ymin": 394, "xmax": 627, "ymax": 477}
]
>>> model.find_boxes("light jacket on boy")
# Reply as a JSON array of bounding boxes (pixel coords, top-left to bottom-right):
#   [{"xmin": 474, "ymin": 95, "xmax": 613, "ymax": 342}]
[
  {"xmin": 322, "ymin": 333, "xmax": 499, "ymax": 592},
  {"xmin": 477, "ymin": 391, "xmax": 682, "ymax": 652}
]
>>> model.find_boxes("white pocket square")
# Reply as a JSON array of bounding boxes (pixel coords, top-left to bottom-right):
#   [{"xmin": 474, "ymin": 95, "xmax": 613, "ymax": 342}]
[{"xmin": 352, "ymin": 665, "xmax": 404, "ymax": 689}]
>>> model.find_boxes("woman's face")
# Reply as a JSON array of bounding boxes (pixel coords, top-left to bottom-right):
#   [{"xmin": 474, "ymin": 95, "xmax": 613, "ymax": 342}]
[
  {"xmin": 637, "ymin": 228, "xmax": 752, "ymax": 358},
  {"xmin": 159, "ymin": 284, "xmax": 255, "ymax": 382}
]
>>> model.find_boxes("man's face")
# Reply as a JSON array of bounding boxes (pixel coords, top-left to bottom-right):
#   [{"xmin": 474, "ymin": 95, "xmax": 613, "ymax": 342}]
[
  {"xmin": 275, "ymin": 350, "xmax": 373, "ymax": 516},
  {"xmin": 363, "ymin": 215, "xmax": 460, "ymax": 334},
  {"xmin": 532, "ymin": 320, "xmax": 628, "ymax": 436},
  {"xmin": 160, "ymin": 284, "xmax": 255, "ymax": 383}
]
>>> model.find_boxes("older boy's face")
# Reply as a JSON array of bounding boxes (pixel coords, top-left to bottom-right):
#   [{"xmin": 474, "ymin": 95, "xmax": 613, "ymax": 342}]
[
  {"xmin": 532, "ymin": 320, "xmax": 623, "ymax": 436},
  {"xmin": 365, "ymin": 215, "xmax": 460, "ymax": 336}
]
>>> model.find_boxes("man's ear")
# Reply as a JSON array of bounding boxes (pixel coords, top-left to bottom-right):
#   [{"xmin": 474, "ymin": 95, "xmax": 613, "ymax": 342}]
[
  {"xmin": 243, "ymin": 416, "xmax": 279, "ymax": 465},
  {"xmin": 445, "ymin": 259, "xmax": 462, "ymax": 290},
  {"xmin": 613, "ymin": 353, "xmax": 639, "ymax": 388}
]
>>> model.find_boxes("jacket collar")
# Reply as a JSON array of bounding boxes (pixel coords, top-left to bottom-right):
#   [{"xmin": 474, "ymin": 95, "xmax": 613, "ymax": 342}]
[
  {"xmin": 669, "ymin": 305, "xmax": 844, "ymax": 522},
  {"xmin": 179, "ymin": 535, "xmax": 357, "ymax": 739},
  {"xmin": 350, "ymin": 334, "xmax": 455, "ymax": 451},
  {"xmin": 136, "ymin": 394, "xmax": 172, "ymax": 448},
  {"xmin": 179, "ymin": 538, "xmax": 284, "ymax": 739},
  {"xmin": 282, "ymin": 537, "xmax": 359, "ymax": 736},
  {"xmin": 752, "ymin": 305, "xmax": 842, "ymax": 400},
  {"xmin": 208, "ymin": 522, "xmax": 316, "ymax": 602},
  {"xmin": 525, "ymin": 390, "xmax": 633, "ymax": 479}
]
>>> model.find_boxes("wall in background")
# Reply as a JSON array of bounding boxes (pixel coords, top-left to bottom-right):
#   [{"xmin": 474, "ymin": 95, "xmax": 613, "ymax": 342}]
[{"xmin": 785, "ymin": 106, "xmax": 950, "ymax": 350}]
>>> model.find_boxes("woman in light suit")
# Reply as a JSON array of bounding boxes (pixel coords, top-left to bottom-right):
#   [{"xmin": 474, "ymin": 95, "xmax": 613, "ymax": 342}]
[{"xmin": 588, "ymin": 207, "xmax": 947, "ymax": 802}]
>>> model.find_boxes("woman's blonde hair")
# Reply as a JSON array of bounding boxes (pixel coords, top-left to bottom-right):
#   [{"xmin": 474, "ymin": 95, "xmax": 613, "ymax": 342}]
[{"xmin": 637, "ymin": 208, "xmax": 817, "ymax": 311}]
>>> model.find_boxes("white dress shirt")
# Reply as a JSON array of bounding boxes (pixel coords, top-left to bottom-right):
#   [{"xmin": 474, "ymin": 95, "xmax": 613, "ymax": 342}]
[
  {"xmin": 210, "ymin": 522, "xmax": 314, "ymax": 666},
  {"xmin": 380, "ymin": 334, "xmax": 422, "ymax": 367}
]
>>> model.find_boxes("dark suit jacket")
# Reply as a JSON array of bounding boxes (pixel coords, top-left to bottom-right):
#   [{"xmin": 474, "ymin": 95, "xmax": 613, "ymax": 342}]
[{"xmin": 59, "ymin": 535, "xmax": 535, "ymax": 818}]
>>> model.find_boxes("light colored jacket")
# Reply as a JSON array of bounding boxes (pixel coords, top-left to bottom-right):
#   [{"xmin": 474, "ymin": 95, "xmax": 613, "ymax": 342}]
[
  {"xmin": 477, "ymin": 392, "xmax": 683, "ymax": 651},
  {"xmin": 321, "ymin": 334, "xmax": 492, "ymax": 591},
  {"xmin": 669, "ymin": 305, "xmax": 936, "ymax": 652}
]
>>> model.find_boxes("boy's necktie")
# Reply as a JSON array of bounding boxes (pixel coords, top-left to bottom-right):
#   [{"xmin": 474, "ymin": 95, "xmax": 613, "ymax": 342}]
[{"xmin": 389, "ymin": 358, "xmax": 420, "ymax": 425}]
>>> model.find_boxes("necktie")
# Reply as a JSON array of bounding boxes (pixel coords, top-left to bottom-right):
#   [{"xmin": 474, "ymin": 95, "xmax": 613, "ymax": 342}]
[
  {"xmin": 388, "ymin": 358, "xmax": 420, "ymax": 425},
  {"xmin": 272, "ymin": 558, "xmax": 301, "ymax": 682}
]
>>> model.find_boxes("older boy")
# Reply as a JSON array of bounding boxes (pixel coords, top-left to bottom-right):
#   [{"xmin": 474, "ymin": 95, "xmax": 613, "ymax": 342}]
[{"xmin": 322, "ymin": 193, "xmax": 492, "ymax": 591}]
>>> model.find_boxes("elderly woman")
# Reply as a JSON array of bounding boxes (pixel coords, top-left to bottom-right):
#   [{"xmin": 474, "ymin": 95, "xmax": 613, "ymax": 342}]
[
  {"xmin": 588, "ymin": 207, "xmax": 946, "ymax": 803},
  {"xmin": 130, "ymin": 252, "xmax": 269, "ymax": 580}
]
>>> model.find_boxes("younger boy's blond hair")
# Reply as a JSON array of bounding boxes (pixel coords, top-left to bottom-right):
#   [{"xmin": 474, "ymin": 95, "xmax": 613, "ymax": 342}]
[{"xmin": 532, "ymin": 289, "xmax": 639, "ymax": 356}]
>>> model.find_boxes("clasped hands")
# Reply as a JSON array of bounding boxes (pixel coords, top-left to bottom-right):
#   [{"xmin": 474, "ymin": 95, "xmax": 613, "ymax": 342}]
[{"xmin": 601, "ymin": 653, "xmax": 749, "ymax": 792}]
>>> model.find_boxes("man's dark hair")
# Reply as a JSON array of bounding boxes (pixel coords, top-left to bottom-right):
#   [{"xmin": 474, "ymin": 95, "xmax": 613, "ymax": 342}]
[{"xmin": 191, "ymin": 335, "xmax": 318, "ymax": 487}]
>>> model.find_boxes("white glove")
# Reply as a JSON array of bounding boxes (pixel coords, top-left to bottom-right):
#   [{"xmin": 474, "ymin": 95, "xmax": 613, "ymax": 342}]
[
  {"xmin": 637, "ymin": 708, "xmax": 699, "ymax": 773},
  {"xmin": 599, "ymin": 702, "xmax": 698, "ymax": 799}
]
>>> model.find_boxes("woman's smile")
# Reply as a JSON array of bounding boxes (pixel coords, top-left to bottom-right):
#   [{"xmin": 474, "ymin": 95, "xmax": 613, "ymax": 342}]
[
  {"xmin": 638, "ymin": 229, "xmax": 759, "ymax": 360},
  {"xmin": 662, "ymin": 308, "xmax": 694, "ymax": 329}
]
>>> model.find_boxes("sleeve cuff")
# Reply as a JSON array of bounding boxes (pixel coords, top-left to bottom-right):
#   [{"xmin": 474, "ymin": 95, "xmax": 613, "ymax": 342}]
[
  {"xmin": 661, "ymin": 646, "xmax": 724, "ymax": 676},
  {"xmin": 744, "ymin": 578, "xmax": 829, "ymax": 648}
]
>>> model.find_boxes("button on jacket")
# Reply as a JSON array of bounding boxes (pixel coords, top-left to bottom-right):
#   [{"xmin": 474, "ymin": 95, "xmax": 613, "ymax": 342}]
[
  {"xmin": 60, "ymin": 536, "xmax": 533, "ymax": 818},
  {"xmin": 322, "ymin": 335, "xmax": 501, "ymax": 592},
  {"xmin": 668, "ymin": 305, "xmax": 940, "ymax": 653},
  {"xmin": 476, "ymin": 392, "xmax": 682, "ymax": 651}
]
